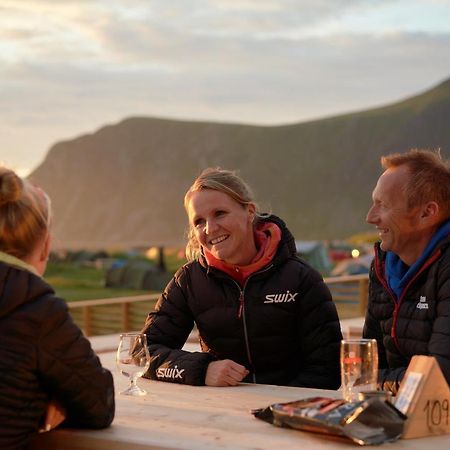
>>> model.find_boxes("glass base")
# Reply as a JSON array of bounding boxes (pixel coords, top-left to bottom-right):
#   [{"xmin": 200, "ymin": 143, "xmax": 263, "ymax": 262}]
[{"xmin": 119, "ymin": 383, "xmax": 147, "ymax": 396}]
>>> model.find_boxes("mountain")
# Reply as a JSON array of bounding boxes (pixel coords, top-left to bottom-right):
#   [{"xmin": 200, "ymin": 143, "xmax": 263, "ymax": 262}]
[{"xmin": 29, "ymin": 78, "xmax": 450, "ymax": 250}]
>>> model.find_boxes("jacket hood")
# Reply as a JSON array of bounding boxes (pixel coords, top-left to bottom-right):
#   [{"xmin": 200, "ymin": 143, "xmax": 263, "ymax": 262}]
[
  {"xmin": 259, "ymin": 214, "xmax": 297, "ymax": 264},
  {"xmin": 0, "ymin": 262, "xmax": 54, "ymax": 319}
]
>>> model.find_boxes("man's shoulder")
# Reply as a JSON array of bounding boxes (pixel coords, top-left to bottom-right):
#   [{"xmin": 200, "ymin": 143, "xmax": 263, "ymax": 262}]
[
  {"xmin": 436, "ymin": 238, "xmax": 450, "ymax": 277},
  {"xmin": 438, "ymin": 235, "xmax": 450, "ymax": 255}
]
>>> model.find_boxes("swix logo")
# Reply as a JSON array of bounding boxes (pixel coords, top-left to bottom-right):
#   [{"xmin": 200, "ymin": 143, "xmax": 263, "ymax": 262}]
[
  {"xmin": 156, "ymin": 365, "xmax": 185, "ymax": 380},
  {"xmin": 264, "ymin": 290, "xmax": 298, "ymax": 304},
  {"xmin": 416, "ymin": 296, "xmax": 429, "ymax": 310}
]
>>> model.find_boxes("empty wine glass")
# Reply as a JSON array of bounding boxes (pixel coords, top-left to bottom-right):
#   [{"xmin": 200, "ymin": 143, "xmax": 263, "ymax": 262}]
[{"xmin": 116, "ymin": 333, "xmax": 150, "ymax": 396}]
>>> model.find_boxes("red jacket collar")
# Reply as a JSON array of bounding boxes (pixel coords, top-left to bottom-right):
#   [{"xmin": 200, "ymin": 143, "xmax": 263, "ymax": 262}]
[{"xmin": 203, "ymin": 222, "xmax": 282, "ymax": 286}]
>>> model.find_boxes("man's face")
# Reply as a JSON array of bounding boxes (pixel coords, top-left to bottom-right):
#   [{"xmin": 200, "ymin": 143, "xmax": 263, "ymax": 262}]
[{"xmin": 366, "ymin": 166, "xmax": 423, "ymax": 261}]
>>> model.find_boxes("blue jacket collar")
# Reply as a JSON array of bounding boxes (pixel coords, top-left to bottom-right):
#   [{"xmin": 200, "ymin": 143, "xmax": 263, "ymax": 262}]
[{"xmin": 385, "ymin": 219, "xmax": 450, "ymax": 300}]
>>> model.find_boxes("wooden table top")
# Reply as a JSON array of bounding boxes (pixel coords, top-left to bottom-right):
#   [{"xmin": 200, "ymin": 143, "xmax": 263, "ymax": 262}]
[{"xmin": 29, "ymin": 348, "xmax": 449, "ymax": 450}]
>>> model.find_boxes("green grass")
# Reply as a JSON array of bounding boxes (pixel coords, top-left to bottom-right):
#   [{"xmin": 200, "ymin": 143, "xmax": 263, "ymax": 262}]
[
  {"xmin": 43, "ymin": 249, "xmax": 187, "ymax": 302},
  {"xmin": 44, "ymin": 262, "xmax": 149, "ymax": 302}
]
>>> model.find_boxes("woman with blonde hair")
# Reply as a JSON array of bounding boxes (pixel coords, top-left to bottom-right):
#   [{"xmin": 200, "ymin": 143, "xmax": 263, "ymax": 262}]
[
  {"xmin": 142, "ymin": 168, "xmax": 342, "ymax": 388},
  {"xmin": 0, "ymin": 167, "xmax": 114, "ymax": 450}
]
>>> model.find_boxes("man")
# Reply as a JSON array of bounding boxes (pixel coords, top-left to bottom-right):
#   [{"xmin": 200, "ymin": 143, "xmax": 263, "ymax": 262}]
[{"xmin": 363, "ymin": 149, "xmax": 450, "ymax": 393}]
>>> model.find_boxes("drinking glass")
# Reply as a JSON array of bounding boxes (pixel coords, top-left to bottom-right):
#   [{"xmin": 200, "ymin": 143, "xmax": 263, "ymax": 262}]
[
  {"xmin": 116, "ymin": 333, "xmax": 150, "ymax": 396},
  {"xmin": 340, "ymin": 338, "xmax": 378, "ymax": 402}
]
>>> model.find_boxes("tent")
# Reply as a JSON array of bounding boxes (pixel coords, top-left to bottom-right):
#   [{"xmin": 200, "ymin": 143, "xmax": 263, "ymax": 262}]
[
  {"xmin": 105, "ymin": 259, "xmax": 172, "ymax": 291},
  {"xmin": 330, "ymin": 254, "xmax": 373, "ymax": 276},
  {"xmin": 295, "ymin": 241, "xmax": 332, "ymax": 275}
]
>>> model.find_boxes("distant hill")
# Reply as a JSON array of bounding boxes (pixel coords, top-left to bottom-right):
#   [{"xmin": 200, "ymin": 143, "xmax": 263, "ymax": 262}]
[{"xmin": 30, "ymin": 77, "xmax": 450, "ymax": 250}]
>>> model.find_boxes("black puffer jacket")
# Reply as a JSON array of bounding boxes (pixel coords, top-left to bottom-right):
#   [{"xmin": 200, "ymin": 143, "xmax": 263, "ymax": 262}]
[
  {"xmin": 363, "ymin": 236, "xmax": 450, "ymax": 392},
  {"xmin": 0, "ymin": 261, "xmax": 115, "ymax": 450},
  {"xmin": 142, "ymin": 216, "xmax": 342, "ymax": 389}
]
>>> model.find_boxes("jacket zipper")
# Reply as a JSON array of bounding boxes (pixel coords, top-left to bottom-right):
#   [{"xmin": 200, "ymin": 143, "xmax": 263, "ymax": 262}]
[
  {"xmin": 233, "ymin": 264, "xmax": 274, "ymax": 384},
  {"xmin": 373, "ymin": 256, "xmax": 399, "ymax": 341},
  {"xmin": 374, "ymin": 248, "xmax": 442, "ymax": 351}
]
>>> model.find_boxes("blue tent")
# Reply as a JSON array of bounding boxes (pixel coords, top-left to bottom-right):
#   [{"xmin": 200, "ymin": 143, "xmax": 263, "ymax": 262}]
[{"xmin": 295, "ymin": 241, "xmax": 332, "ymax": 275}]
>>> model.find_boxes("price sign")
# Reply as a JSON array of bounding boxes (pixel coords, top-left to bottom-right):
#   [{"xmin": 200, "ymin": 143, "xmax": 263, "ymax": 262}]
[
  {"xmin": 423, "ymin": 399, "xmax": 449, "ymax": 428},
  {"xmin": 398, "ymin": 356, "xmax": 450, "ymax": 439}
]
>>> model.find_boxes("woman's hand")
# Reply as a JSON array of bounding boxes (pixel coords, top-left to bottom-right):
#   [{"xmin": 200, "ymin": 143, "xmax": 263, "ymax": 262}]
[
  {"xmin": 205, "ymin": 360, "xmax": 249, "ymax": 386},
  {"xmin": 39, "ymin": 399, "xmax": 67, "ymax": 432}
]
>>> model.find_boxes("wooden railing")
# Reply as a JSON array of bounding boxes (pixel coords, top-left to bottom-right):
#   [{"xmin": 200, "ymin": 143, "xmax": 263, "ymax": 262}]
[
  {"xmin": 68, "ymin": 294, "xmax": 159, "ymax": 337},
  {"xmin": 68, "ymin": 274, "xmax": 369, "ymax": 336},
  {"xmin": 325, "ymin": 274, "xmax": 369, "ymax": 318}
]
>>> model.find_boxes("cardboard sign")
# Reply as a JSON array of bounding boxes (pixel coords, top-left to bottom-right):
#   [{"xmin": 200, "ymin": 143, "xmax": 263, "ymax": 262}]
[{"xmin": 395, "ymin": 355, "xmax": 450, "ymax": 439}]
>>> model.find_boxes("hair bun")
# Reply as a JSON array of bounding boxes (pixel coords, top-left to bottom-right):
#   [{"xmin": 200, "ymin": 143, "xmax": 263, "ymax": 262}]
[{"xmin": 0, "ymin": 167, "xmax": 24, "ymax": 206}]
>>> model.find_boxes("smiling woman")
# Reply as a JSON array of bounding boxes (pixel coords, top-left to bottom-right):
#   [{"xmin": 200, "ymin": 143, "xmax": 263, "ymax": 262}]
[
  {"xmin": 140, "ymin": 167, "xmax": 343, "ymax": 389},
  {"xmin": 187, "ymin": 188, "xmax": 257, "ymax": 265},
  {"xmin": 185, "ymin": 168, "xmax": 261, "ymax": 266}
]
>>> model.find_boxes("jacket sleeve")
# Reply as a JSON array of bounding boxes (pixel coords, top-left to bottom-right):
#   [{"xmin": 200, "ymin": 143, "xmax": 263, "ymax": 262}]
[
  {"xmin": 429, "ymin": 255, "xmax": 450, "ymax": 386},
  {"xmin": 141, "ymin": 267, "xmax": 216, "ymax": 386},
  {"xmin": 287, "ymin": 269, "xmax": 343, "ymax": 390},
  {"xmin": 37, "ymin": 296, "xmax": 115, "ymax": 429}
]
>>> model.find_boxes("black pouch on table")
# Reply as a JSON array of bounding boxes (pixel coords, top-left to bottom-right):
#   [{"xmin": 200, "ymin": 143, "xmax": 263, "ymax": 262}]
[{"xmin": 252, "ymin": 396, "xmax": 406, "ymax": 446}]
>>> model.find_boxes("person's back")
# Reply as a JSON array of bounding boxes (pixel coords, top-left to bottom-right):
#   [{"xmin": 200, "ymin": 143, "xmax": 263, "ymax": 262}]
[{"xmin": 0, "ymin": 167, "xmax": 114, "ymax": 450}]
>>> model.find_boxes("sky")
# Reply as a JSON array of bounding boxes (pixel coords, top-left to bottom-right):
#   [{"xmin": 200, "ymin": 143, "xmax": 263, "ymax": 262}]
[{"xmin": 1, "ymin": 0, "xmax": 450, "ymax": 176}]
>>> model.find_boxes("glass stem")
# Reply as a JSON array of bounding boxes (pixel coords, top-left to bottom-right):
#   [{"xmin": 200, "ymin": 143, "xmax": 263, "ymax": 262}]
[{"xmin": 130, "ymin": 376, "xmax": 138, "ymax": 388}]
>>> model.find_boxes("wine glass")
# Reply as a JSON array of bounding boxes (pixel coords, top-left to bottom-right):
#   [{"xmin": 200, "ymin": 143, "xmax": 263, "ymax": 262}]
[{"xmin": 116, "ymin": 333, "xmax": 150, "ymax": 396}]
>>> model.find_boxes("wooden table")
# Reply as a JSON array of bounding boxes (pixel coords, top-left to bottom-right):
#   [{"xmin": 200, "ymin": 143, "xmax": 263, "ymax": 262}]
[{"xmin": 29, "ymin": 350, "xmax": 450, "ymax": 450}]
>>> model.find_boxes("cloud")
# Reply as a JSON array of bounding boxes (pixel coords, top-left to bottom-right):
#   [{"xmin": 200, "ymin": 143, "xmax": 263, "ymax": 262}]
[
  {"xmin": 0, "ymin": 0, "xmax": 449, "ymax": 173},
  {"xmin": 3, "ymin": 28, "xmax": 449, "ymax": 126},
  {"xmin": 82, "ymin": 1, "xmax": 360, "ymax": 55}
]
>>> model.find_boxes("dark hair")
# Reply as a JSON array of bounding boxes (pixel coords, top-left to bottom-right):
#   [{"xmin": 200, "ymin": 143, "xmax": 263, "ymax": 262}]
[
  {"xmin": 0, "ymin": 167, "xmax": 51, "ymax": 259},
  {"xmin": 381, "ymin": 149, "xmax": 450, "ymax": 220}
]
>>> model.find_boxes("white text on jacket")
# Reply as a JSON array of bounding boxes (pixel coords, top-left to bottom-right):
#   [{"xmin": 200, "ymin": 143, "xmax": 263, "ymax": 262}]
[
  {"xmin": 157, "ymin": 365, "xmax": 185, "ymax": 380},
  {"xmin": 264, "ymin": 290, "xmax": 298, "ymax": 303}
]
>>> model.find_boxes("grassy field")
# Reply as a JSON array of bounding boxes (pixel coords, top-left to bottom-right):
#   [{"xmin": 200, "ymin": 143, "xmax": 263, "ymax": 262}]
[
  {"xmin": 44, "ymin": 249, "xmax": 187, "ymax": 302},
  {"xmin": 44, "ymin": 250, "xmax": 185, "ymax": 301},
  {"xmin": 43, "ymin": 262, "xmax": 149, "ymax": 301}
]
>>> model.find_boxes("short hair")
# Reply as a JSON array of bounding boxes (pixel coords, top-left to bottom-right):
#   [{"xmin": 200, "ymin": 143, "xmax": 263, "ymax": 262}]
[
  {"xmin": 0, "ymin": 167, "xmax": 51, "ymax": 259},
  {"xmin": 184, "ymin": 167, "xmax": 264, "ymax": 261},
  {"xmin": 381, "ymin": 149, "xmax": 450, "ymax": 220}
]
